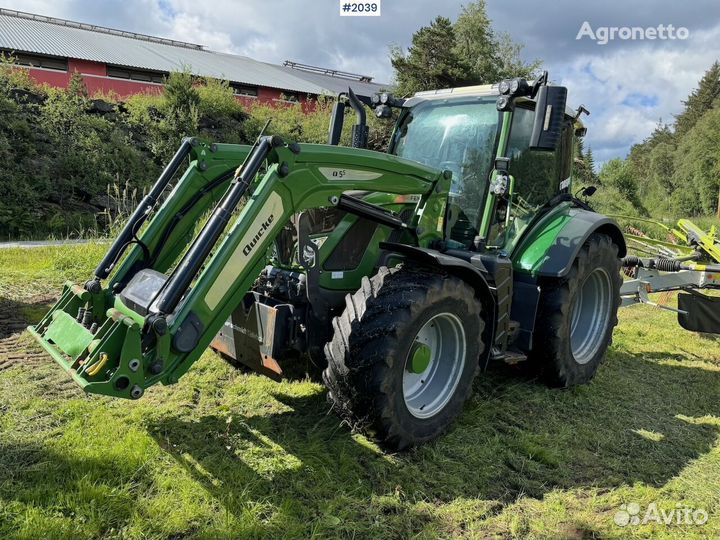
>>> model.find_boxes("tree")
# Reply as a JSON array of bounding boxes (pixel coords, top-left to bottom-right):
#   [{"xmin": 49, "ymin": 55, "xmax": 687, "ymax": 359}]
[
  {"xmin": 584, "ymin": 147, "xmax": 597, "ymax": 177},
  {"xmin": 453, "ymin": 1, "xmax": 540, "ymax": 81},
  {"xmin": 672, "ymin": 106, "xmax": 720, "ymax": 217},
  {"xmin": 647, "ymin": 142, "xmax": 675, "ymax": 194},
  {"xmin": 452, "ymin": 1, "xmax": 496, "ymax": 83},
  {"xmin": 572, "ymin": 137, "xmax": 599, "ymax": 187},
  {"xmin": 674, "ymin": 61, "xmax": 720, "ymax": 137},
  {"xmin": 599, "ymin": 158, "xmax": 647, "ymax": 215},
  {"xmin": 390, "ymin": 16, "xmax": 469, "ymax": 96},
  {"xmin": 391, "ymin": 1, "xmax": 541, "ymax": 95},
  {"xmin": 153, "ymin": 70, "xmax": 201, "ymax": 161},
  {"xmin": 492, "ymin": 32, "xmax": 541, "ymax": 80},
  {"xmin": 68, "ymin": 71, "xmax": 89, "ymax": 98}
]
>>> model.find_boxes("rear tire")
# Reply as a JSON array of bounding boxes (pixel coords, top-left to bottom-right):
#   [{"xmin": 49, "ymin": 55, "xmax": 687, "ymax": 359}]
[
  {"xmin": 531, "ymin": 233, "xmax": 621, "ymax": 387},
  {"xmin": 323, "ymin": 266, "xmax": 484, "ymax": 450}
]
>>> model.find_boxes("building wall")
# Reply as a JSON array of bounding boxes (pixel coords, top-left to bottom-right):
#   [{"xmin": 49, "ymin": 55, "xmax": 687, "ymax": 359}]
[{"xmin": 22, "ymin": 58, "xmax": 316, "ymax": 110}]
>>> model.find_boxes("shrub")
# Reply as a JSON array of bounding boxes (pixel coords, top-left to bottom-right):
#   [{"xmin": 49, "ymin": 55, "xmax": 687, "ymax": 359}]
[{"xmin": 0, "ymin": 65, "xmax": 397, "ymax": 239}]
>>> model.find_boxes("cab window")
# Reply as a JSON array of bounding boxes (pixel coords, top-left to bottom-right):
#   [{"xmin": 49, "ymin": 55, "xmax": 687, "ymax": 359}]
[{"xmin": 489, "ymin": 106, "xmax": 573, "ymax": 251}]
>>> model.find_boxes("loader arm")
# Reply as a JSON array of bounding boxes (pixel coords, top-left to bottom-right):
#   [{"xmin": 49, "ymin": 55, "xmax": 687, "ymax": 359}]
[{"xmin": 30, "ymin": 137, "xmax": 448, "ymax": 399}]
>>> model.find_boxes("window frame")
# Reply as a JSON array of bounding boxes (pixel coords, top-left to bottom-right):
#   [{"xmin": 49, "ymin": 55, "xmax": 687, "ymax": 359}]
[
  {"xmin": 106, "ymin": 65, "xmax": 166, "ymax": 84},
  {"xmin": 2, "ymin": 50, "xmax": 68, "ymax": 71}
]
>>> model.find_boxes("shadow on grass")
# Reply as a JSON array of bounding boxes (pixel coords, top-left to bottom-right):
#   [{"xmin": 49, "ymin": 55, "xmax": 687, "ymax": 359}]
[
  {"xmin": 144, "ymin": 347, "xmax": 720, "ymax": 534},
  {"xmin": 0, "ymin": 440, "xmax": 140, "ymax": 538},
  {"xmin": 0, "ymin": 346, "xmax": 717, "ymax": 538}
]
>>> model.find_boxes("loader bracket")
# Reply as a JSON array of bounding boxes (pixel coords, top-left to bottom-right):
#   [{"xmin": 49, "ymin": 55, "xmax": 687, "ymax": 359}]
[
  {"xmin": 210, "ymin": 292, "xmax": 294, "ymax": 381},
  {"xmin": 678, "ymin": 291, "xmax": 720, "ymax": 334},
  {"xmin": 173, "ymin": 311, "xmax": 204, "ymax": 353}
]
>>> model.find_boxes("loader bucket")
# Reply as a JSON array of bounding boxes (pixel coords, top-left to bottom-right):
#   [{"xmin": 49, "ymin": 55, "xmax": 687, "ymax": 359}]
[{"xmin": 29, "ymin": 281, "xmax": 149, "ymax": 399}]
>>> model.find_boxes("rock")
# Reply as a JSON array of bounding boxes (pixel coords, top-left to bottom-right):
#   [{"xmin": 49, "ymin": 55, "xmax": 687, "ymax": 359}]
[
  {"xmin": 89, "ymin": 99, "xmax": 115, "ymax": 114},
  {"xmin": 9, "ymin": 88, "xmax": 45, "ymax": 105}
]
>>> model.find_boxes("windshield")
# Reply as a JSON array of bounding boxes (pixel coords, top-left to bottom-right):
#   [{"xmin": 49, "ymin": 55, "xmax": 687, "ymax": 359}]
[{"xmin": 391, "ymin": 97, "xmax": 500, "ymax": 247}]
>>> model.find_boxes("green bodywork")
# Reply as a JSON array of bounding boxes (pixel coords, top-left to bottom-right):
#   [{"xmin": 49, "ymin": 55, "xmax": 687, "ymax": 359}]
[
  {"xmin": 512, "ymin": 203, "xmax": 574, "ymax": 275},
  {"xmin": 30, "ymin": 84, "xmax": 615, "ymax": 399}
]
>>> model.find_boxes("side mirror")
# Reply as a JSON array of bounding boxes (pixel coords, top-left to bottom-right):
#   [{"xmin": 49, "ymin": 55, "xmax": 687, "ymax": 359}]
[{"xmin": 529, "ymin": 85, "xmax": 567, "ymax": 151}]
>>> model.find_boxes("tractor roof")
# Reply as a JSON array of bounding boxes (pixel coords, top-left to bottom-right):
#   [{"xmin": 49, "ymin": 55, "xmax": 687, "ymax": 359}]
[{"xmin": 406, "ymin": 83, "xmax": 581, "ymax": 123}]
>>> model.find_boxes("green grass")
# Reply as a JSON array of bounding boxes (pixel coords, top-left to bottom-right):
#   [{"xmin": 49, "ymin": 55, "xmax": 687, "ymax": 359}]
[
  {"xmin": 0, "ymin": 243, "xmax": 108, "ymax": 300},
  {"xmin": 1, "ymin": 245, "xmax": 719, "ymax": 539}
]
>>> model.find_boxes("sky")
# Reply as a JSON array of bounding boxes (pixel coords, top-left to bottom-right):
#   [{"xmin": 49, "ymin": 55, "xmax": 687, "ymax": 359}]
[{"xmin": 3, "ymin": 0, "xmax": 720, "ymax": 165}]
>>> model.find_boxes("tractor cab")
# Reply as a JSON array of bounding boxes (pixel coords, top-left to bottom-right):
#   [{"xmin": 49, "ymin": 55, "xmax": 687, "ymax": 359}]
[{"xmin": 386, "ymin": 78, "xmax": 581, "ymax": 256}]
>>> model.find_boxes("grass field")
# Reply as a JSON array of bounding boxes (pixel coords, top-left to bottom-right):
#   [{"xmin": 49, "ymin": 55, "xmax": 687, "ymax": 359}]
[{"xmin": 0, "ymin": 244, "xmax": 719, "ymax": 539}]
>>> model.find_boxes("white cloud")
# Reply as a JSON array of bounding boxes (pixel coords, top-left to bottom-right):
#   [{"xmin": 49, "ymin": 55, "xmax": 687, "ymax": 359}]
[
  {"xmin": 168, "ymin": 12, "xmax": 239, "ymax": 53},
  {"xmin": 552, "ymin": 24, "xmax": 720, "ymax": 166},
  {"xmin": 1, "ymin": 0, "xmax": 719, "ymax": 165}
]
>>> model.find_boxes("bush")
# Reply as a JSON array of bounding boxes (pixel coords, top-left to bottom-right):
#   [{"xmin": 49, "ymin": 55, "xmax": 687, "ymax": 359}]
[{"xmin": 0, "ymin": 65, "xmax": 398, "ymax": 239}]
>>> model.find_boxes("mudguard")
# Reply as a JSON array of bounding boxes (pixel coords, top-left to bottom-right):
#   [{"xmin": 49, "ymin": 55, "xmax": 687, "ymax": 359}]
[
  {"xmin": 380, "ymin": 242, "xmax": 495, "ymax": 304},
  {"xmin": 512, "ymin": 205, "xmax": 626, "ymax": 278}
]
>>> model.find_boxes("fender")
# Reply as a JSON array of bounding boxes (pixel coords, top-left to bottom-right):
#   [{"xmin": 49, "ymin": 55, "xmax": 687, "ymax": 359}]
[
  {"xmin": 512, "ymin": 204, "xmax": 627, "ymax": 278},
  {"xmin": 380, "ymin": 242, "xmax": 495, "ymax": 303}
]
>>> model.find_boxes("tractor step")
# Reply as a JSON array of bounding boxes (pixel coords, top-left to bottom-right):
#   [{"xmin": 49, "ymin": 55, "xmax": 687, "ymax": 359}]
[{"xmin": 491, "ymin": 347, "xmax": 527, "ymax": 365}]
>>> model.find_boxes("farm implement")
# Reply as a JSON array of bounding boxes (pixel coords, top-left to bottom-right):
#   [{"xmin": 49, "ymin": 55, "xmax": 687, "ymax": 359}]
[
  {"xmin": 619, "ymin": 217, "xmax": 720, "ymax": 333},
  {"xmin": 30, "ymin": 73, "xmax": 634, "ymax": 449}
]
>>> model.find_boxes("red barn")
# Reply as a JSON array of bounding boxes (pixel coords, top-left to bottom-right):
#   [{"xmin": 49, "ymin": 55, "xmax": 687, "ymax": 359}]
[{"xmin": 0, "ymin": 8, "xmax": 386, "ymax": 108}]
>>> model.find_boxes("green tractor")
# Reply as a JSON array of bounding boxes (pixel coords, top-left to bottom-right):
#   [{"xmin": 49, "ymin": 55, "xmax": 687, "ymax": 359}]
[{"xmin": 30, "ymin": 72, "xmax": 625, "ymax": 449}]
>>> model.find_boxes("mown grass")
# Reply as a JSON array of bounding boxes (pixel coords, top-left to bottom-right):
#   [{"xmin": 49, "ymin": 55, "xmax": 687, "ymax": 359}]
[
  {"xmin": 0, "ymin": 245, "xmax": 719, "ymax": 539},
  {"xmin": 0, "ymin": 243, "xmax": 108, "ymax": 300}
]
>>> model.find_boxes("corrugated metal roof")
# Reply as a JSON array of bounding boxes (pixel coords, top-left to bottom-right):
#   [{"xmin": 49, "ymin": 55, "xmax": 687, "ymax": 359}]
[
  {"xmin": 0, "ymin": 9, "xmax": 387, "ymax": 96},
  {"xmin": 275, "ymin": 64, "xmax": 389, "ymax": 97}
]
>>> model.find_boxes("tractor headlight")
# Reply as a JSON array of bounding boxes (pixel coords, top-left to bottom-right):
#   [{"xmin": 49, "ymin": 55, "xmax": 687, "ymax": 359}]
[
  {"xmin": 490, "ymin": 172, "xmax": 510, "ymax": 196},
  {"xmin": 375, "ymin": 104, "xmax": 392, "ymax": 118},
  {"xmin": 371, "ymin": 93, "xmax": 381, "ymax": 105},
  {"xmin": 380, "ymin": 92, "xmax": 389, "ymax": 104},
  {"xmin": 498, "ymin": 80, "xmax": 511, "ymax": 95},
  {"xmin": 510, "ymin": 78, "xmax": 530, "ymax": 97},
  {"xmin": 496, "ymin": 95, "xmax": 512, "ymax": 112}
]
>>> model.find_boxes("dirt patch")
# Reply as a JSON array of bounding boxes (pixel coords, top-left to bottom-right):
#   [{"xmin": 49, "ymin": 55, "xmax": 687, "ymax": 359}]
[
  {"xmin": 0, "ymin": 295, "xmax": 56, "ymax": 370},
  {"xmin": 0, "ymin": 295, "xmax": 83, "ymax": 398}
]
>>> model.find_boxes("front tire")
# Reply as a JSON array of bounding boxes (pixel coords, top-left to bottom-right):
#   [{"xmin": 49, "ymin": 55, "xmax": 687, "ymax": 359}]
[
  {"xmin": 323, "ymin": 266, "xmax": 485, "ymax": 450},
  {"xmin": 531, "ymin": 233, "xmax": 622, "ymax": 387}
]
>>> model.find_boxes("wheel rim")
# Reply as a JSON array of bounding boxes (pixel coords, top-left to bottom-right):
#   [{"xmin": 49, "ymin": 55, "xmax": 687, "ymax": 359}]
[
  {"xmin": 402, "ymin": 312, "xmax": 467, "ymax": 419},
  {"xmin": 569, "ymin": 267, "xmax": 613, "ymax": 365}
]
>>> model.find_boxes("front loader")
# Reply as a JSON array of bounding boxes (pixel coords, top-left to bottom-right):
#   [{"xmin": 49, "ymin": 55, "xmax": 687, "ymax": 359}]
[{"xmin": 31, "ymin": 74, "xmax": 627, "ymax": 449}]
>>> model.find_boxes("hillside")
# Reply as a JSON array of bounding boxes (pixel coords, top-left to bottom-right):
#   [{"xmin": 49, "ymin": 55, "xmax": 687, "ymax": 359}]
[{"xmin": 574, "ymin": 62, "xmax": 720, "ymax": 224}]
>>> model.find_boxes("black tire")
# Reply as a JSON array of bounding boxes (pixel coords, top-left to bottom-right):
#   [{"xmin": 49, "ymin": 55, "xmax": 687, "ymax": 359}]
[
  {"xmin": 323, "ymin": 266, "xmax": 485, "ymax": 450},
  {"xmin": 531, "ymin": 233, "xmax": 622, "ymax": 387}
]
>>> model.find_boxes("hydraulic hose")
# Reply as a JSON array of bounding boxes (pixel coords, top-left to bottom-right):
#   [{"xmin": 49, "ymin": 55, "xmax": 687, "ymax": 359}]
[
  {"xmin": 151, "ymin": 135, "xmax": 283, "ymax": 317},
  {"xmin": 622, "ymin": 254, "xmax": 719, "ymax": 273},
  {"xmin": 147, "ymin": 169, "xmax": 236, "ymax": 267},
  {"xmin": 92, "ymin": 138, "xmax": 194, "ymax": 282}
]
